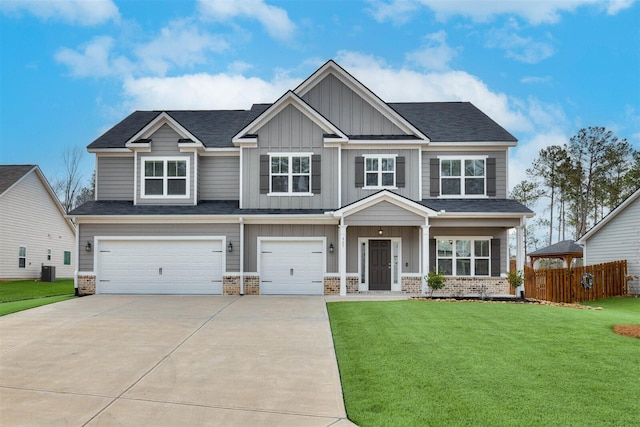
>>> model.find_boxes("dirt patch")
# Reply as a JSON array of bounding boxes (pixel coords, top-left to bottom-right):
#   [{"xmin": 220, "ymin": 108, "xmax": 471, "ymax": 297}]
[{"xmin": 613, "ymin": 325, "xmax": 640, "ymax": 338}]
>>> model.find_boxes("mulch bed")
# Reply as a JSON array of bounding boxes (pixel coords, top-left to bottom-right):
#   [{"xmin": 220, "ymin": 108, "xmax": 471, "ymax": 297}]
[
  {"xmin": 613, "ymin": 325, "xmax": 640, "ymax": 338},
  {"xmin": 410, "ymin": 297, "xmax": 603, "ymax": 309}
]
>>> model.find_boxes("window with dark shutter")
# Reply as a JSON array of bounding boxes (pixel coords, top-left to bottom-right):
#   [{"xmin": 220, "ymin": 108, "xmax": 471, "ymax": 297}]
[
  {"xmin": 486, "ymin": 158, "xmax": 496, "ymax": 197},
  {"xmin": 355, "ymin": 156, "xmax": 364, "ymax": 188},
  {"xmin": 429, "ymin": 158, "xmax": 440, "ymax": 197},
  {"xmin": 491, "ymin": 239, "xmax": 501, "ymax": 277},
  {"xmin": 312, "ymin": 154, "xmax": 321, "ymax": 194},
  {"xmin": 259, "ymin": 155, "xmax": 269, "ymax": 194},
  {"xmin": 396, "ymin": 156, "xmax": 405, "ymax": 188}
]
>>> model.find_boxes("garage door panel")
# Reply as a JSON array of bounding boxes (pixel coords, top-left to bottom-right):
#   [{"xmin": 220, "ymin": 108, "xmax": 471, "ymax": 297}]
[
  {"xmin": 97, "ymin": 240, "xmax": 223, "ymax": 294},
  {"xmin": 260, "ymin": 240, "xmax": 324, "ymax": 295}
]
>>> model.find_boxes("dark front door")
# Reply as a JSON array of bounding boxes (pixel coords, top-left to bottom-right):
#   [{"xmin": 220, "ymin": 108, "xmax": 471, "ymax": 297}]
[{"xmin": 369, "ymin": 240, "xmax": 391, "ymax": 290}]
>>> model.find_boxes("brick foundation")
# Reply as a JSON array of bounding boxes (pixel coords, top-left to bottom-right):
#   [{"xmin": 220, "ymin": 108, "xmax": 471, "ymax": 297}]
[
  {"xmin": 347, "ymin": 276, "xmax": 359, "ymax": 293},
  {"xmin": 77, "ymin": 274, "xmax": 96, "ymax": 296},
  {"xmin": 223, "ymin": 276, "xmax": 240, "ymax": 295},
  {"xmin": 324, "ymin": 276, "xmax": 340, "ymax": 295},
  {"xmin": 401, "ymin": 276, "xmax": 422, "ymax": 294},
  {"xmin": 430, "ymin": 277, "xmax": 510, "ymax": 297},
  {"xmin": 243, "ymin": 275, "xmax": 260, "ymax": 295}
]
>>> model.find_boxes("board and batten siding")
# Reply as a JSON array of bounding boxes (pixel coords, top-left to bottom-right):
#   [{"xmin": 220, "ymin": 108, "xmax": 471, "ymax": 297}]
[
  {"xmin": 242, "ymin": 104, "xmax": 339, "ymax": 209},
  {"xmin": 346, "ymin": 226, "xmax": 420, "ymax": 274},
  {"xmin": 342, "ymin": 148, "xmax": 420, "ymax": 206},
  {"xmin": 199, "ymin": 156, "xmax": 240, "ymax": 200},
  {"xmin": 583, "ymin": 196, "xmax": 640, "ymax": 283},
  {"xmin": 301, "ymin": 73, "xmax": 405, "ymax": 136},
  {"xmin": 422, "ymin": 150, "xmax": 507, "ymax": 198},
  {"xmin": 78, "ymin": 223, "xmax": 240, "ymax": 273},
  {"xmin": 429, "ymin": 227, "xmax": 508, "ymax": 275},
  {"xmin": 345, "ymin": 201, "xmax": 425, "ymax": 226},
  {"xmin": 244, "ymin": 224, "xmax": 338, "ymax": 273},
  {"xmin": 0, "ymin": 170, "xmax": 76, "ymax": 279},
  {"xmin": 137, "ymin": 124, "xmax": 195, "ymax": 205},
  {"xmin": 96, "ymin": 156, "xmax": 134, "ymax": 200}
]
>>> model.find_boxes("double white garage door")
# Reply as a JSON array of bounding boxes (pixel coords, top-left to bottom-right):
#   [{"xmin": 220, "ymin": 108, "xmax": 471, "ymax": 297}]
[{"xmin": 95, "ymin": 238, "xmax": 324, "ymax": 295}]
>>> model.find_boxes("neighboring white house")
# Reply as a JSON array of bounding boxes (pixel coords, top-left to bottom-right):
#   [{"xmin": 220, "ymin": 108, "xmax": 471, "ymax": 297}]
[
  {"xmin": 0, "ymin": 165, "xmax": 76, "ymax": 280},
  {"xmin": 576, "ymin": 188, "xmax": 640, "ymax": 294}
]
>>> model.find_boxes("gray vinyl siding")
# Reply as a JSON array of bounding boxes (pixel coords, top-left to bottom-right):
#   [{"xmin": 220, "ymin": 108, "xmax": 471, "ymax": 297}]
[
  {"xmin": 0, "ymin": 171, "xmax": 76, "ymax": 279},
  {"xmin": 342, "ymin": 149, "xmax": 420, "ymax": 205},
  {"xmin": 78, "ymin": 223, "xmax": 240, "ymax": 272},
  {"xmin": 584, "ymin": 196, "xmax": 640, "ymax": 284},
  {"xmin": 422, "ymin": 150, "xmax": 507, "ymax": 198},
  {"xmin": 137, "ymin": 124, "xmax": 195, "ymax": 205},
  {"xmin": 346, "ymin": 201, "xmax": 425, "ymax": 226},
  {"xmin": 96, "ymin": 156, "xmax": 134, "ymax": 200},
  {"xmin": 244, "ymin": 224, "xmax": 338, "ymax": 273},
  {"xmin": 242, "ymin": 105, "xmax": 339, "ymax": 209},
  {"xmin": 199, "ymin": 156, "xmax": 240, "ymax": 200},
  {"xmin": 346, "ymin": 226, "xmax": 420, "ymax": 274},
  {"xmin": 301, "ymin": 74, "xmax": 405, "ymax": 136},
  {"xmin": 429, "ymin": 227, "xmax": 508, "ymax": 275}
]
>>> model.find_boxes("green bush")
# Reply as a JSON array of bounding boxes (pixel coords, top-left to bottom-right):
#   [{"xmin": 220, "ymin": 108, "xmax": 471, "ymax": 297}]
[
  {"xmin": 507, "ymin": 269, "xmax": 524, "ymax": 289},
  {"xmin": 425, "ymin": 268, "xmax": 446, "ymax": 297}
]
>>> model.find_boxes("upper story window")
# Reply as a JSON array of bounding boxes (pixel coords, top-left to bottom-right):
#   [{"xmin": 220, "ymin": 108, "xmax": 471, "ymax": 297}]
[
  {"xmin": 364, "ymin": 155, "xmax": 396, "ymax": 189},
  {"xmin": 270, "ymin": 154, "xmax": 312, "ymax": 194},
  {"xmin": 436, "ymin": 238, "xmax": 490, "ymax": 276},
  {"xmin": 440, "ymin": 157, "xmax": 486, "ymax": 196},
  {"xmin": 141, "ymin": 157, "xmax": 189, "ymax": 198}
]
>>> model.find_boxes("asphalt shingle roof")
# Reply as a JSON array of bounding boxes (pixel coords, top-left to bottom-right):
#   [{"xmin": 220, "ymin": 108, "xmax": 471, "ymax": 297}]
[
  {"xmin": 0, "ymin": 165, "xmax": 35, "ymax": 195},
  {"xmin": 528, "ymin": 240, "xmax": 583, "ymax": 257},
  {"xmin": 420, "ymin": 198, "xmax": 533, "ymax": 214}
]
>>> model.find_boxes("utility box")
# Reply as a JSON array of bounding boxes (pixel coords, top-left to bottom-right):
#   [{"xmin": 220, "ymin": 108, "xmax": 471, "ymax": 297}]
[{"xmin": 41, "ymin": 265, "xmax": 56, "ymax": 282}]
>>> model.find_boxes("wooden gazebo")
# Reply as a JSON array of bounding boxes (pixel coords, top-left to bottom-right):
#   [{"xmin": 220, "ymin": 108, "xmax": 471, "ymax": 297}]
[{"xmin": 528, "ymin": 240, "xmax": 583, "ymax": 269}]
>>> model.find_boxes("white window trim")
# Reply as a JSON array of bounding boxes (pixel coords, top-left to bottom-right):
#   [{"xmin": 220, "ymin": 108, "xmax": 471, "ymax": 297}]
[
  {"xmin": 438, "ymin": 155, "xmax": 488, "ymax": 198},
  {"xmin": 47, "ymin": 248, "xmax": 52, "ymax": 262},
  {"xmin": 434, "ymin": 236, "xmax": 492, "ymax": 277},
  {"xmin": 363, "ymin": 154, "xmax": 398, "ymax": 190},
  {"xmin": 18, "ymin": 246, "xmax": 26, "ymax": 269},
  {"xmin": 140, "ymin": 156, "xmax": 190, "ymax": 199},
  {"xmin": 357, "ymin": 237, "xmax": 402, "ymax": 291},
  {"xmin": 267, "ymin": 152, "xmax": 314, "ymax": 196}
]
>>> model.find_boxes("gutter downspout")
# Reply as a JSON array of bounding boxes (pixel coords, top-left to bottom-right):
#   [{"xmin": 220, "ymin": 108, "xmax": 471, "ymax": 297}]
[
  {"xmin": 73, "ymin": 217, "xmax": 79, "ymax": 296},
  {"xmin": 239, "ymin": 216, "xmax": 244, "ymax": 295}
]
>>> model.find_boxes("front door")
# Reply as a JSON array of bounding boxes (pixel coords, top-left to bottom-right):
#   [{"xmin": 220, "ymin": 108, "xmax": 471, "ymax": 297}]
[{"xmin": 369, "ymin": 240, "xmax": 391, "ymax": 290}]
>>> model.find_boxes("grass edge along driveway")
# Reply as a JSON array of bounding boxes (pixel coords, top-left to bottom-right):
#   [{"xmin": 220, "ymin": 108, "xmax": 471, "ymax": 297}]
[
  {"xmin": 327, "ymin": 298, "xmax": 640, "ymax": 427},
  {"xmin": 0, "ymin": 279, "xmax": 75, "ymax": 316}
]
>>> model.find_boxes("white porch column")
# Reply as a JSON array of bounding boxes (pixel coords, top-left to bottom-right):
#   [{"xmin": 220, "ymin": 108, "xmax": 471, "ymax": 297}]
[
  {"xmin": 421, "ymin": 223, "xmax": 430, "ymax": 294},
  {"xmin": 516, "ymin": 219, "xmax": 526, "ymax": 296},
  {"xmin": 339, "ymin": 221, "xmax": 348, "ymax": 296}
]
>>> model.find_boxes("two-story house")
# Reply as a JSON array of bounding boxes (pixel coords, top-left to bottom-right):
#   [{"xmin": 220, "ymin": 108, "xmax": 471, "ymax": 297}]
[{"xmin": 69, "ymin": 60, "xmax": 533, "ymax": 296}]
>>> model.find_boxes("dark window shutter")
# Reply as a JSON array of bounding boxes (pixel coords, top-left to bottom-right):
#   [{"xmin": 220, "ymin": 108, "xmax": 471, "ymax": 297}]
[
  {"xmin": 396, "ymin": 156, "xmax": 405, "ymax": 188},
  {"xmin": 260, "ymin": 155, "xmax": 269, "ymax": 194},
  {"xmin": 429, "ymin": 239, "xmax": 436, "ymax": 274},
  {"xmin": 429, "ymin": 158, "xmax": 440, "ymax": 197},
  {"xmin": 355, "ymin": 156, "xmax": 364, "ymax": 188},
  {"xmin": 312, "ymin": 154, "xmax": 321, "ymax": 194},
  {"xmin": 486, "ymin": 158, "xmax": 496, "ymax": 197},
  {"xmin": 491, "ymin": 238, "xmax": 501, "ymax": 277}
]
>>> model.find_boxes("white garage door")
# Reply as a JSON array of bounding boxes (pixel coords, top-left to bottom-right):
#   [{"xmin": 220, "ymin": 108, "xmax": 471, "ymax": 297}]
[
  {"xmin": 260, "ymin": 240, "xmax": 324, "ymax": 295},
  {"xmin": 97, "ymin": 239, "xmax": 224, "ymax": 294}
]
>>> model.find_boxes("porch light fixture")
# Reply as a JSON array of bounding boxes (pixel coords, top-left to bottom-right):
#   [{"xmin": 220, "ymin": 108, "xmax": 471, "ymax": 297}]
[
  {"xmin": 329, "ymin": 243, "xmax": 334, "ymax": 253},
  {"xmin": 227, "ymin": 242, "xmax": 233, "ymax": 253},
  {"xmin": 378, "ymin": 227, "xmax": 383, "ymax": 236},
  {"xmin": 85, "ymin": 241, "xmax": 92, "ymax": 252}
]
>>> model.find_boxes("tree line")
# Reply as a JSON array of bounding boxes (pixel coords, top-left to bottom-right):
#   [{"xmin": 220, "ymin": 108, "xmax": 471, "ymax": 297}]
[{"xmin": 511, "ymin": 126, "xmax": 640, "ymax": 253}]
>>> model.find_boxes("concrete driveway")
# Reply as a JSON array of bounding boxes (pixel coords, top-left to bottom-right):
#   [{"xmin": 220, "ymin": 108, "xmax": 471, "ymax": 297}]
[{"xmin": 0, "ymin": 295, "xmax": 355, "ymax": 426}]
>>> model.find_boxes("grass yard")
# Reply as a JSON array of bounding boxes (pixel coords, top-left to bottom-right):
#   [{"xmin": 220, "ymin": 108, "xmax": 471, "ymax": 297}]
[
  {"xmin": 0, "ymin": 279, "xmax": 75, "ymax": 316},
  {"xmin": 327, "ymin": 297, "xmax": 640, "ymax": 427}
]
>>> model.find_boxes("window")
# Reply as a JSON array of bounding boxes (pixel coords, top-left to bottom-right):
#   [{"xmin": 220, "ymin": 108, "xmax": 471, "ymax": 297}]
[
  {"xmin": 47, "ymin": 249, "xmax": 52, "ymax": 261},
  {"xmin": 142, "ymin": 158, "xmax": 189, "ymax": 197},
  {"xmin": 64, "ymin": 251, "xmax": 71, "ymax": 266},
  {"xmin": 270, "ymin": 154, "xmax": 311, "ymax": 194},
  {"xmin": 440, "ymin": 157, "xmax": 485, "ymax": 196},
  {"xmin": 436, "ymin": 238, "xmax": 490, "ymax": 276},
  {"xmin": 18, "ymin": 247, "xmax": 26, "ymax": 268},
  {"xmin": 364, "ymin": 155, "xmax": 395, "ymax": 188}
]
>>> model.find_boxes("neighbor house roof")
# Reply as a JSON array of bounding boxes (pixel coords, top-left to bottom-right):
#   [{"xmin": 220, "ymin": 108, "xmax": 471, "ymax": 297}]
[
  {"xmin": 88, "ymin": 102, "xmax": 516, "ymax": 150},
  {"xmin": 528, "ymin": 240, "xmax": 584, "ymax": 257},
  {"xmin": 0, "ymin": 165, "xmax": 36, "ymax": 196}
]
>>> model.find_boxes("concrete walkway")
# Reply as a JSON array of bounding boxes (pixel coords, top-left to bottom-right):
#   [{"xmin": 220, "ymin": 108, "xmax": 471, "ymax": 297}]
[{"xmin": 0, "ymin": 295, "xmax": 356, "ymax": 426}]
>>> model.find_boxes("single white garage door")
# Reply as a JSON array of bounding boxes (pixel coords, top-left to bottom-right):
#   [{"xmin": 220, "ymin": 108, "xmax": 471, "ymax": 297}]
[
  {"xmin": 260, "ymin": 240, "xmax": 324, "ymax": 295},
  {"xmin": 97, "ymin": 239, "xmax": 224, "ymax": 294}
]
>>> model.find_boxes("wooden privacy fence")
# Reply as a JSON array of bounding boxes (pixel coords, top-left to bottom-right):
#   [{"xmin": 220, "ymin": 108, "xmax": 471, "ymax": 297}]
[{"xmin": 523, "ymin": 260, "xmax": 628, "ymax": 303}]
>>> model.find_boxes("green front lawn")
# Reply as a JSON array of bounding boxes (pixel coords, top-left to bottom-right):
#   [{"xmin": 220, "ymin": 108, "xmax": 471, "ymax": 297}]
[
  {"xmin": 0, "ymin": 279, "xmax": 75, "ymax": 316},
  {"xmin": 327, "ymin": 298, "xmax": 640, "ymax": 427}
]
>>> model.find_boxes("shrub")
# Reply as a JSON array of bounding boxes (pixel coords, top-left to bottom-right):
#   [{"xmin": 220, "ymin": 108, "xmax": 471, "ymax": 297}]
[{"xmin": 425, "ymin": 268, "xmax": 447, "ymax": 297}]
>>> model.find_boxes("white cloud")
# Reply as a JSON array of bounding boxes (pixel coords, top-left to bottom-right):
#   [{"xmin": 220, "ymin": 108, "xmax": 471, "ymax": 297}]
[
  {"xmin": 55, "ymin": 36, "xmax": 132, "ymax": 77},
  {"xmin": 509, "ymin": 132, "xmax": 569, "ymax": 190},
  {"xmin": 135, "ymin": 19, "xmax": 229, "ymax": 76},
  {"xmin": 121, "ymin": 72, "xmax": 299, "ymax": 111},
  {"xmin": 197, "ymin": 0, "xmax": 296, "ymax": 41},
  {"xmin": 368, "ymin": 0, "xmax": 635, "ymax": 25},
  {"xmin": 485, "ymin": 20, "xmax": 555, "ymax": 63},
  {"xmin": 0, "ymin": 0, "xmax": 119, "ymax": 26},
  {"xmin": 406, "ymin": 31, "xmax": 458, "ymax": 71}
]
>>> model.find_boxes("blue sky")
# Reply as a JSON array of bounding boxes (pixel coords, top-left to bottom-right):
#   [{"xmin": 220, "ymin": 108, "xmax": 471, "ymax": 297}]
[{"xmin": 1, "ymin": 0, "xmax": 639, "ymax": 190}]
